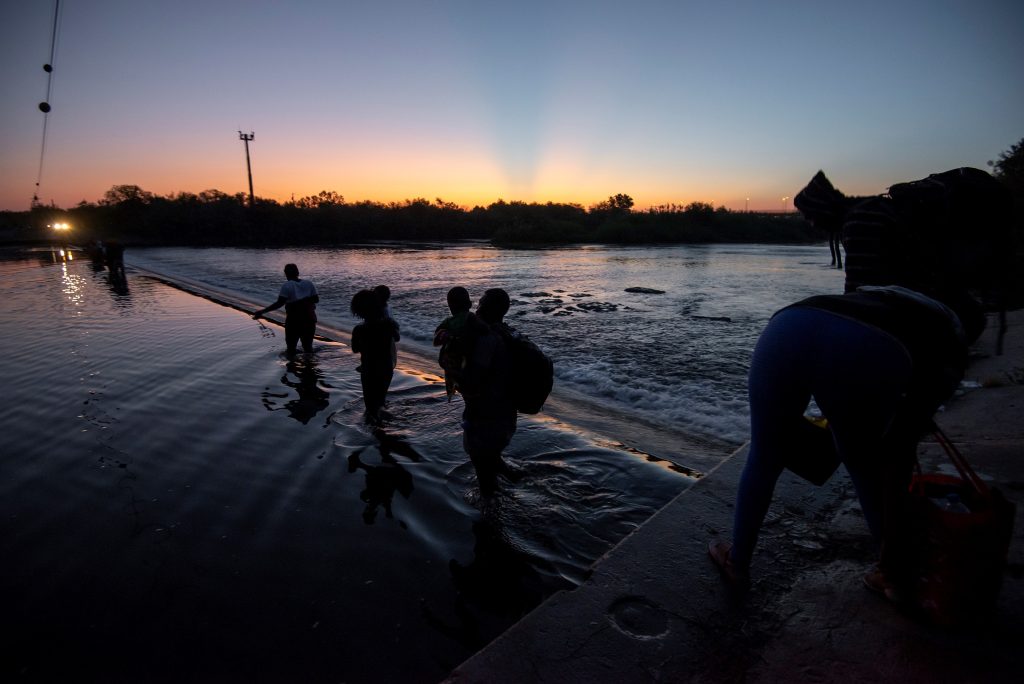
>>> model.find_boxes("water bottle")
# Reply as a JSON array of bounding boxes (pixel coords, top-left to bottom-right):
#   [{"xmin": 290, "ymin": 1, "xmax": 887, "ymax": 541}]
[{"xmin": 931, "ymin": 492, "xmax": 970, "ymax": 513}]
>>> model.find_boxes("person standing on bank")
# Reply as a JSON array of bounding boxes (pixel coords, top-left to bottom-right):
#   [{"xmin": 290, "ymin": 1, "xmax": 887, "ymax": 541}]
[
  {"xmin": 458, "ymin": 288, "xmax": 520, "ymax": 495},
  {"xmin": 253, "ymin": 263, "xmax": 319, "ymax": 356}
]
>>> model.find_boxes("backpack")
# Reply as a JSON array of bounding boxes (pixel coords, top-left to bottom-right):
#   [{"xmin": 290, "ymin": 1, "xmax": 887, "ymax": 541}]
[
  {"xmin": 886, "ymin": 167, "xmax": 1014, "ymax": 297},
  {"xmin": 842, "ymin": 167, "xmax": 1014, "ymax": 349},
  {"xmin": 495, "ymin": 324, "xmax": 554, "ymax": 414}
]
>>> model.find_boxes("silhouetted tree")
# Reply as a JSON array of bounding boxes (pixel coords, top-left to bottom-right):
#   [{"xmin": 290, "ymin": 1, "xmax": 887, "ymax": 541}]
[
  {"xmin": 291, "ymin": 190, "xmax": 345, "ymax": 208},
  {"xmin": 992, "ymin": 138, "xmax": 1024, "ymax": 196},
  {"xmin": 100, "ymin": 184, "xmax": 154, "ymax": 206},
  {"xmin": 591, "ymin": 193, "xmax": 634, "ymax": 213}
]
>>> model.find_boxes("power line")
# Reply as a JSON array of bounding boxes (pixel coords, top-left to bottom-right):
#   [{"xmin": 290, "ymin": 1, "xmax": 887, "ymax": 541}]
[{"xmin": 34, "ymin": 0, "xmax": 63, "ymax": 207}]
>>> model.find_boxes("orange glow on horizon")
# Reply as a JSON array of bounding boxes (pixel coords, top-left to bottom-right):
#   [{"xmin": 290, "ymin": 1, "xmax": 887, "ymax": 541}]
[{"xmin": 10, "ymin": 143, "xmax": 802, "ymax": 213}]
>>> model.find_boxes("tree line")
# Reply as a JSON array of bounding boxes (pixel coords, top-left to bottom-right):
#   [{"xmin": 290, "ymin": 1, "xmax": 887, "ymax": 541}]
[
  {"xmin": 3, "ymin": 137, "xmax": 1021, "ymax": 247},
  {"xmin": 1, "ymin": 186, "xmax": 820, "ymax": 247}
]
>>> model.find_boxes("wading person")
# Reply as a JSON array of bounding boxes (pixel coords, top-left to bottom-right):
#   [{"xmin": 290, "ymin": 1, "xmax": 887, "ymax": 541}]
[
  {"xmin": 350, "ymin": 289, "xmax": 401, "ymax": 423},
  {"xmin": 433, "ymin": 286, "xmax": 474, "ymax": 401},
  {"xmin": 253, "ymin": 263, "xmax": 319, "ymax": 356},
  {"xmin": 456, "ymin": 288, "xmax": 520, "ymax": 495}
]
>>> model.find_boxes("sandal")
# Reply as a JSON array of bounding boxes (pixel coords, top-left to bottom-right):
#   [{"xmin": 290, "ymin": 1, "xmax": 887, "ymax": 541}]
[
  {"xmin": 708, "ymin": 540, "xmax": 749, "ymax": 586},
  {"xmin": 862, "ymin": 566, "xmax": 907, "ymax": 605}
]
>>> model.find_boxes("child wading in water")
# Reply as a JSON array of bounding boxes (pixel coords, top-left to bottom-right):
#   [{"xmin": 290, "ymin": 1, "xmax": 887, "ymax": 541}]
[
  {"xmin": 433, "ymin": 286, "xmax": 474, "ymax": 401},
  {"xmin": 351, "ymin": 289, "xmax": 401, "ymax": 423}
]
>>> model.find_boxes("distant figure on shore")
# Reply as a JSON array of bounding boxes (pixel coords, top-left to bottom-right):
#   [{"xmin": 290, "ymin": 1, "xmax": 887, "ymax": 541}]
[
  {"xmin": 453, "ymin": 288, "xmax": 521, "ymax": 495},
  {"xmin": 253, "ymin": 263, "xmax": 319, "ymax": 356},
  {"xmin": 86, "ymin": 240, "xmax": 105, "ymax": 267},
  {"xmin": 104, "ymin": 240, "xmax": 125, "ymax": 278},
  {"xmin": 350, "ymin": 289, "xmax": 401, "ymax": 423},
  {"xmin": 374, "ymin": 284, "xmax": 400, "ymax": 368},
  {"xmin": 433, "ymin": 286, "xmax": 474, "ymax": 401},
  {"xmin": 793, "ymin": 171, "xmax": 862, "ymax": 269},
  {"xmin": 710, "ymin": 167, "xmax": 1013, "ymax": 604}
]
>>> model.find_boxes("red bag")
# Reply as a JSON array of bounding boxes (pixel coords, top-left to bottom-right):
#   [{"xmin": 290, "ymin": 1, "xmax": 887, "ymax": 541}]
[{"xmin": 906, "ymin": 426, "xmax": 1016, "ymax": 625}]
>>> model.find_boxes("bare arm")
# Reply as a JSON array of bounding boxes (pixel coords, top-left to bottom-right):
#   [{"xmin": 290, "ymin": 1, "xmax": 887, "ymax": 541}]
[{"xmin": 253, "ymin": 296, "xmax": 288, "ymax": 319}]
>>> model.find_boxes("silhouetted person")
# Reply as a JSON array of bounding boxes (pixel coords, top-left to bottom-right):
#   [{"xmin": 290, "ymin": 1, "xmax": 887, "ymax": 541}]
[
  {"xmin": 253, "ymin": 263, "xmax": 319, "ymax": 356},
  {"xmin": 433, "ymin": 286, "xmax": 474, "ymax": 401},
  {"xmin": 86, "ymin": 240, "xmax": 105, "ymax": 268},
  {"xmin": 351, "ymin": 289, "xmax": 400, "ymax": 423},
  {"xmin": 793, "ymin": 171, "xmax": 863, "ymax": 269},
  {"xmin": 458, "ymin": 288, "xmax": 520, "ymax": 495},
  {"xmin": 374, "ymin": 284, "xmax": 400, "ymax": 368},
  {"xmin": 709, "ymin": 286, "xmax": 976, "ymax": 597},
  {"xmin": 710, "ymin": 169, "xmax": 1007, "ymax": 599},
  {"xmin": 104, "ymin": 240, "xmax": 125, "ymax": 278}
]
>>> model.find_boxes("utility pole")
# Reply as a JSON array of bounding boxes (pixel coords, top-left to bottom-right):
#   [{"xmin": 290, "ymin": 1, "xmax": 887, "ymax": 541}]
[{"xmin": 238, "ymin": 131, "xmax": 255, "ymax": 206}]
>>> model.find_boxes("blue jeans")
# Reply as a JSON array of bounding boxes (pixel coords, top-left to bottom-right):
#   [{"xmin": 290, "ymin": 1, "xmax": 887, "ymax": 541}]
[{"xmin": 731, "ymin": 306, "xmax": 914, "ymax": 568}]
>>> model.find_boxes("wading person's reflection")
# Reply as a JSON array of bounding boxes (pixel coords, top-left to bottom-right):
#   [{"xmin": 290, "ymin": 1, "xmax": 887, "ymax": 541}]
[
  {"xmin": 347, "ymin": 439, "xmax": 415, "ymax": 525},
  {"xmin": 261, "ymin": 356, "xmax": 330, "ymax": 424},
  {"xmin": 448, "ymin": 520, "xmax": 546, "ymax": 617},
  {"xmin": 106, "ymin": 268, "xmax": 129, "ymax": 297}
]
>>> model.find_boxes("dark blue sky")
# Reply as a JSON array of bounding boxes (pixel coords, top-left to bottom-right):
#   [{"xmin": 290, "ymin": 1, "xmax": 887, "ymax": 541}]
[{"xmin": 2, "ymin": 0, "xmax": 1022, "ymax": 210}]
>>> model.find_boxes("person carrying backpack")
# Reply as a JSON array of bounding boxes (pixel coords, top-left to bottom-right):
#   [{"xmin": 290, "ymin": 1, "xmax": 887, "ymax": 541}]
[{"xmin": 455, "ymin": 288, "xmax": 521, "ymax": 495}]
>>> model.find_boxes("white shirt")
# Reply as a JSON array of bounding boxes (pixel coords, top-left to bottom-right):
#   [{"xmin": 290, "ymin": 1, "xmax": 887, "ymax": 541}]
[{"xmin": 279, "ymin": 278, "xmax": 317, "ymax": 303}]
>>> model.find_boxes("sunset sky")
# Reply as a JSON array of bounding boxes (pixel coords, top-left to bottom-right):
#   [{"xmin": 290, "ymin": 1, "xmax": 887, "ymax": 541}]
[{"xmin": 2, "ymin": 0, "xmax": 1022, "ymax": 212}]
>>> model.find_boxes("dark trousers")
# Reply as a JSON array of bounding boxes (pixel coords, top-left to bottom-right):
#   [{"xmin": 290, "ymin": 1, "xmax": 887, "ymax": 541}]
[
  {"xmin": 285, "ymin": 316, "xmax": 316, "ymax": 354},
  {"xmin": 733, "ymin": 306, "xmax": 915, "ymax": 568},
  {"xmin": 360, "ymin": 367, "xmax": 394, "ymax": 414}
]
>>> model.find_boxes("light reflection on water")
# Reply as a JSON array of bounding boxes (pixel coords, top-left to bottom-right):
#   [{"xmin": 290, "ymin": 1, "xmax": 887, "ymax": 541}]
[{"xmin": 60, "ymin": 262, "xmax": 86, "ymax": 308}]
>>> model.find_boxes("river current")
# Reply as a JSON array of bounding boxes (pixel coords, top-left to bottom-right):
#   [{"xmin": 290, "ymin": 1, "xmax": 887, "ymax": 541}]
[{"xmin": 129, "ymin": 242, "xmax": 844, "ymax": 449}]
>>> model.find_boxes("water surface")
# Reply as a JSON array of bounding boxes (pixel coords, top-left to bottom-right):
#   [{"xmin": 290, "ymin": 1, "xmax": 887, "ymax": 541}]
[
  {"xmin": 129, "ymin": 243, "xmax": 844, "ymax": 448},
  {"xmin": 2, "ymin": 245, "xmax": 739, "ymax": 682}
]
